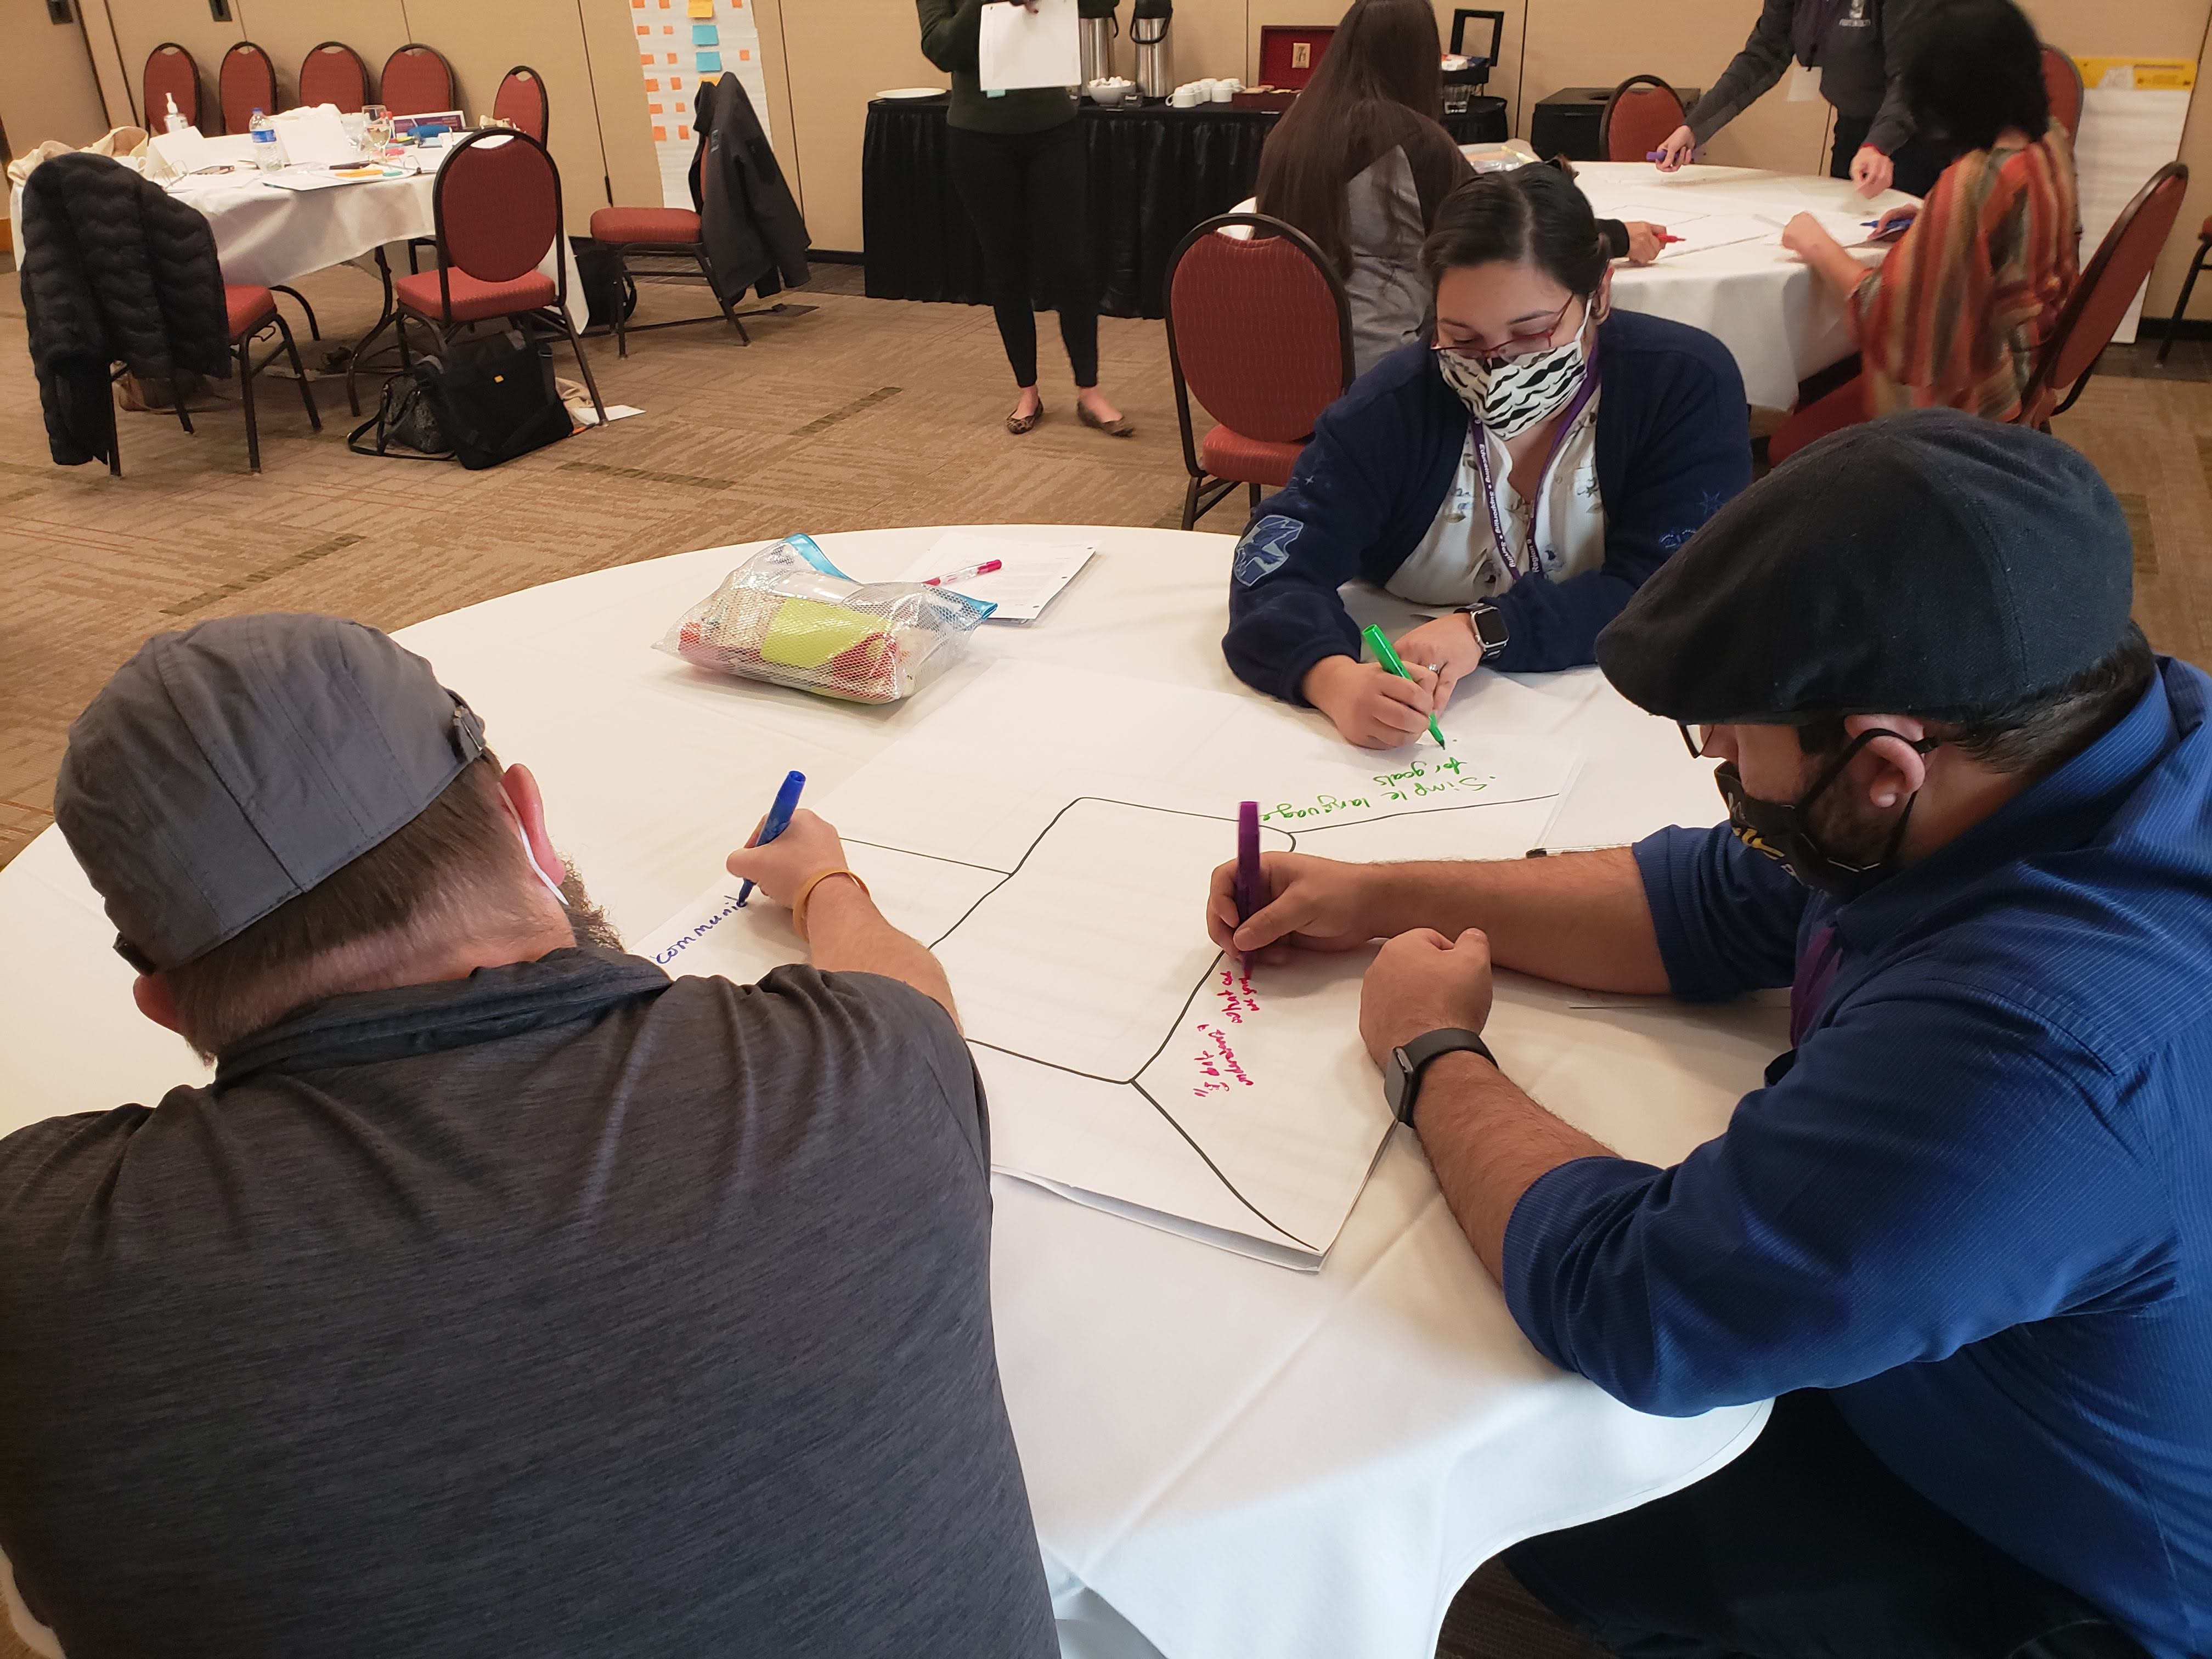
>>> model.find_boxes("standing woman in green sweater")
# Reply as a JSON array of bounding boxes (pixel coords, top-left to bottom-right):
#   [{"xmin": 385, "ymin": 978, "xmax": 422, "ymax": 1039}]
[{"xmin": 917, "ymin": 0, "xmax": 1133, "ymax": 437}]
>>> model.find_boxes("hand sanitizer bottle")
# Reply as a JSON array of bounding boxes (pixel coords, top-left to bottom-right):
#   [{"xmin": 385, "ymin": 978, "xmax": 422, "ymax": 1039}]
[
  {"xmin": 163, "ymin": 93, "xmax": 187, "ymax": 134},
  {"xmin": 249, "ymin": 108, "xmax": 282, "ymax": 170}
]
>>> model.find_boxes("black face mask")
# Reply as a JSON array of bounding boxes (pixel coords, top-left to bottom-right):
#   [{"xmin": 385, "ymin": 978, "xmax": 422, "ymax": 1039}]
[{"xmin": 1713, "ymin": 727, "xmax": 1936, "ymax": 901}]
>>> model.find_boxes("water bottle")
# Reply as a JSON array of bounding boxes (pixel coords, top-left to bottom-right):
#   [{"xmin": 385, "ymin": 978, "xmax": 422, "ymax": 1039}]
[{"xmin": 249, "ymin": 109, "xmax": 282, "ymax": 171}]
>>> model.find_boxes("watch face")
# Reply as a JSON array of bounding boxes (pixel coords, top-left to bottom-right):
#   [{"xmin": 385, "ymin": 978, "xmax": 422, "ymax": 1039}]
[
  {"xmin": 1385, "ymin": 1047, "xmax": 1415, "ymax": 1120},
  {"xmin": 1472, "ymin": 607, "xmax": 1510, "ymax": 653}
]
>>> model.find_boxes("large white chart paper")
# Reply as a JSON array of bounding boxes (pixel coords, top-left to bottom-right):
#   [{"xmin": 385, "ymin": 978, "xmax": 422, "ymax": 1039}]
[
  {"xmin": 978, "ymin": 0, "xmax": 1082, "ymax": 93},
  {"xmin": 641, "ymin": 661, "xmax": 1579, "ymax": 1269}
]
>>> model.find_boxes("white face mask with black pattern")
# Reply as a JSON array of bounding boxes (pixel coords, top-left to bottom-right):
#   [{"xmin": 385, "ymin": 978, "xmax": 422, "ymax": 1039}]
[{"xmin": 1434, "ymin": 311, "xmax": 1593, "ymax": 439}]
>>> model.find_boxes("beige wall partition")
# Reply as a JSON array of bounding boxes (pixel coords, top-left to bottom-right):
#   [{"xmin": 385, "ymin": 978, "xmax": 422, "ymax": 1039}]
[
  {"xmin": 101, "ymin": 0, "xmax": 244, "ymax": 128},
  {"xmin": 0, "ymin": 0, "xmax": 112, "ymax": 155},
  {"xmin": 772, "ymin": 0, "xmax": 939, "ymax": 249},
  {"xmin": 232, "ymin": 1, "xmax": 415, "ymax": 120}
]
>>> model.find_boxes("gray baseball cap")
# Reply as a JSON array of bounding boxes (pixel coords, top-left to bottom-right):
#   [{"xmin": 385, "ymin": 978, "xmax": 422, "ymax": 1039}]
[{"xmin": 54, "ymin": 614, "xmax": 488, "ymax": 973}]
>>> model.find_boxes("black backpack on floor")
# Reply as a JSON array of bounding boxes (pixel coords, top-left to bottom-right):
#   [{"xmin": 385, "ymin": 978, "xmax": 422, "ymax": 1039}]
[{"xmin": 348, "ymin": 329, "xmax": 572, "ymax": 470}]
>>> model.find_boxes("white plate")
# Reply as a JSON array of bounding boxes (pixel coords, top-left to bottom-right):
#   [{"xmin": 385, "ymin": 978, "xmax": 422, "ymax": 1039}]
[{"xmin": 877, "ymin": 87, "xmax": 947, "ymax": 99}]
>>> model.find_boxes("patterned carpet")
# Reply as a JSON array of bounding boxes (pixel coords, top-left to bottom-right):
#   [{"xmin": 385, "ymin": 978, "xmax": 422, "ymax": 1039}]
[{"xmin": 2, "ymin": 257, "xmax": 2208, "ymax": 1659}]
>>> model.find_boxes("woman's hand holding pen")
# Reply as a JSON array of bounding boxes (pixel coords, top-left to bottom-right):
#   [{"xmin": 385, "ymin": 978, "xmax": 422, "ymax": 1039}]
[{"xmin": 1302, "ymin": 656, "xmax": 1441, "ymax": 750}]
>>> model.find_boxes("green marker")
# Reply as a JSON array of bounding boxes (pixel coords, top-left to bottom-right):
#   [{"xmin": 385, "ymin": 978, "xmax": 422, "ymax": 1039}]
[{"xmin": 1361, "ymin": 623, "xmax": 1446, "ymax": 748}]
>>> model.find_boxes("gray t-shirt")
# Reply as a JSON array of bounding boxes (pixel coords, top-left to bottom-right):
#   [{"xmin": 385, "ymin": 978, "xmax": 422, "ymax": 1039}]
[{"xmin": 0, "ymin": 948, "xmax": 1056, "ymax": 1659}]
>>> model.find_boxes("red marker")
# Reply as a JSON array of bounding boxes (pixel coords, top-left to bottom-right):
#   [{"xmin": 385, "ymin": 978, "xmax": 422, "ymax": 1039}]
[
  {"xmin": 1657, "ymin": 233, "xmax": 1685, "ymax": 245},
  {"xmin": 920, "ymin": 558, "xmax": 1003, "ymax": 587}
]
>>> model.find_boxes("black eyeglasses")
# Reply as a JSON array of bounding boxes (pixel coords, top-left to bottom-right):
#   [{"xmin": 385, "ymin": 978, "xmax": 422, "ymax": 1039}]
[{"xmin": 1678, "ymin": 723, "xmax": 1711, "ymax": 758}]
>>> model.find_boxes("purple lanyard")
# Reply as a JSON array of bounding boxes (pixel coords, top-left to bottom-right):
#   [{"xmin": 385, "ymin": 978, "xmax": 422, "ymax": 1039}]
[{"xmin": 1468, "ymin": 351, "xmax": 1599, "ymax": 582}]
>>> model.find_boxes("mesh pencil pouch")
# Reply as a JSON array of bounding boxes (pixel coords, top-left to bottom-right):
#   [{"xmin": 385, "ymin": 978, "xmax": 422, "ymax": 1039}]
[{"xmin": 657, "ymin": 534, "xmax": 992, "ymax": 704}]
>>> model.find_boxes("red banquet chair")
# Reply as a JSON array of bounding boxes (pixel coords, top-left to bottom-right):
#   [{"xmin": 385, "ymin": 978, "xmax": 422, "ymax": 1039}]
[
  {"xmin": 142, "ymin": 43, "xmax": 201, "ymax": 131},
  {"xmin": 223, "ymin": 285, "xmax": 323, "ymax": 473},
  {"xmin": 380, "ymin": 43, "xmax": 456, "ymax": 116},
  {"xmin": 587, "ymin": 130, "xmax": 759, "ymax": 357},
  {"xmin": 217, "ymin": 41, "xmax": 275, "ymax": 136},
  {"xmin": 1600, "ymin": 74, "xmax": 1688, "ymax": 165},
  {"xmin": 347, "ymin": 129, "xmax": 605, "ymax": 425},
  {"xmin": 2022, "ymin": 161, "xmax": 2189, "ymax": 423},
  {"xmin": 297, "ymin": 41, "xmax": 373, "ymax": 114},
  {"xmin": 494, "ymin": 66, "xmax": 549, "ymax": 143},
  {"xmin": 1165, "ymin": 213, "xmax": 1353, "ymax": 529},
  {"xmin": 2042, "ymin": 44, "xmax": 2085, "ymax": 143}
]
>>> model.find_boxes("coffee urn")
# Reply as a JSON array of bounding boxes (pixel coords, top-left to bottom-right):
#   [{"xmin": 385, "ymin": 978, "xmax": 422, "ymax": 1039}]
[
  {"xmin": 1131, "ymin": 0, "xmax": 1173, "ymax": 100},
  {"xmin": 1078, "ymin": 0, "xmax": 1118, "ymax": 89}
]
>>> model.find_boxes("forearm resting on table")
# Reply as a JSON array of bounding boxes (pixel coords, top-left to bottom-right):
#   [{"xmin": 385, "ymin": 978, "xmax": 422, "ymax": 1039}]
[
  {"xmin": 1414, "ymin": 1051, "xmax": 1617, "ymax": 1278},
  {"xmin": 802, "ymin": 877, "xmax": 961, "ymax": 1026},
  {"xmin": 1369, "ymin": 848, "xmax": 1669, "ymax": 994}
]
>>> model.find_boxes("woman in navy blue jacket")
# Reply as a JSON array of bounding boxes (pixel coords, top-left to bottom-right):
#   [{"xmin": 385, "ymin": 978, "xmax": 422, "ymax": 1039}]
[{"xmin": 1224, "ymin": 166, "xmax": 1751, "ymax": 748}]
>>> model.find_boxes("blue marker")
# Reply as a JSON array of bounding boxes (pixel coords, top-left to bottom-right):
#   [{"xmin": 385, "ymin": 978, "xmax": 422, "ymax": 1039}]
[{"xmin": 736, "ymin": 769, "xmax": 806, "ymax": 908}]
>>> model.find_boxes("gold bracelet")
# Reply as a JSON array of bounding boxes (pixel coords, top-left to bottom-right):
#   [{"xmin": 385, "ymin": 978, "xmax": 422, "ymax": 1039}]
[{"xmin": 791, "ymin": 868, "xmax": 870, "ymax": 941}]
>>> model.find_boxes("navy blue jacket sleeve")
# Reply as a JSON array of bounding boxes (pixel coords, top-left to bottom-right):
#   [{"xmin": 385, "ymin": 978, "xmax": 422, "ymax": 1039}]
[
  {"xmin": 1485, "ymin": 336, "xmax": 1751, "ymax": 674},
  {"xmin": 1221, "ymin": 388, "xmax": 1413, "ymax": 706},
  {"xmin": 1633, "ymin": 822, "xmax": 1808, "ymax": 1002},
  {"xmin": 1500, "ymin": 983, "xmax": 2163, "ymax": 1417}
]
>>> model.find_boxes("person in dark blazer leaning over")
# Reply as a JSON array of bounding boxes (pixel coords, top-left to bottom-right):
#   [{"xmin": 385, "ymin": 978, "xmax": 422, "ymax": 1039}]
[
  {"xmin": 1651, "ymin": 0, "xmax": 1944, "ymax": 199},
  {"xmin": 1222, "ymin": 166, "xmax": 1749, "ymax": 749}
]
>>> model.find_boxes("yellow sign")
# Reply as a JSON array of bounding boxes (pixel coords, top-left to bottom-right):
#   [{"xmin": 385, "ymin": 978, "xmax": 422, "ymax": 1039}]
[{"xmin": 2074, "ymin": 57, "xmax": 2197, "ymax": 92}]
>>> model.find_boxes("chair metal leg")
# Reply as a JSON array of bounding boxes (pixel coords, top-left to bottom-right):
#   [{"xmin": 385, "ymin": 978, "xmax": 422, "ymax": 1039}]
[
  {"xmin": 612, "ymin": 249, "xmax": 631, "ymax": 357},
  {"xmin": 396, "ymin": 309, "xmax": 414, "ymax": 370},
  {"xmin": 272, "ymin": 284, "xmax": 320, "ymax": 341},
  {"xmin": 697, "ymin": 250, "xmax": 751, "ymax": 345},
  {"xmin": 2159, "ymin": 238, "xmax": 2210, "ymax": 364},
  {"xmin": 1248, "ymin": 482, "xmax": 1261, "ymax": 516},
  {"xmin": 238, "ymin": 338, "xmax": 261, "ymax": 475},
  {"xmin": 1181, "ymin": 475, "xmax": 1202, "ymax": 532},
  {"xmin": 274, "ymin": 312, "xmax": 321, "ymax": 433},
  {"xmin": 558, "ymin": 311, "xmax": 608, "ymax": 426},
  {"xmin": 172, "ymin": 394, "xmax": 194, "ymax": 436}
]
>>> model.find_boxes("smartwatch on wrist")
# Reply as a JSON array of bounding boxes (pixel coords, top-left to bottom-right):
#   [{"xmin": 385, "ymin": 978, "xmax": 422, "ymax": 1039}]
[
  {"xmin": 1460, "ymin": 602, "xmax": 1509, "ymax": 661},
  {"xmin": 1383, "ymin": 1028, "xmax": 1497, "ymax": 1126}
]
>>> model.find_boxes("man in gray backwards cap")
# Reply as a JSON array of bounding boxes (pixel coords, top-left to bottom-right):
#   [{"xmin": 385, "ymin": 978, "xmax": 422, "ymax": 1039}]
[
  {"xmin": 1207, "ymin": 412, "xmax": 2212, "ymax": 1657},
  {"xmin": 0, "ymin": 614, "xmax": 1056, "ymax": 1659}
]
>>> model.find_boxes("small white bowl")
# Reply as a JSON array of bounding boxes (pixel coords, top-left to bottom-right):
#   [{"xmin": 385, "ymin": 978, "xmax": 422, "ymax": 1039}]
[{"xmin": 1088, "ymin": 79, "xmax": 1130, "ymax": 106}]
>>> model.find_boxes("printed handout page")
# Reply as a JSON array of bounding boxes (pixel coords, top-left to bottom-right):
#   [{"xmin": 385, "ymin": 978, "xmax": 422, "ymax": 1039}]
[
  {"xmin": 898, "ymin": 531, "xmax": 1094, "ymax": 623},
  {"xmin": 642, "ymin": 659, "xmax": 1579, "ymax": 1269},
  {"xmin": 978, "ymin": 0, "xmax": 1082, "ymax": 92}
]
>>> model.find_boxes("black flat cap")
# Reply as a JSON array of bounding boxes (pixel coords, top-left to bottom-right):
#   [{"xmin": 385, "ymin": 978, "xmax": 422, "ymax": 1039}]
[
  {"xmin": 1595, "ymin": 410, "xmax": 2134, "ymax": 724},
  {"xmin": 54, "ymin": 614, "xmax": 487, "ymax": 973}
]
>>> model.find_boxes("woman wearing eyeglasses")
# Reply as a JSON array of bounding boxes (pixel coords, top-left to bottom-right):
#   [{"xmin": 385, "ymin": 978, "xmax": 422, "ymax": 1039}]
[{"xmin": 1223, "ymin": 165, "xmax": 1752, "ymax": 749}]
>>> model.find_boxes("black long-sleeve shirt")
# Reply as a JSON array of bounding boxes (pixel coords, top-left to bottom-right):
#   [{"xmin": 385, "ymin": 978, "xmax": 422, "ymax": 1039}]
[{"xmin": 1686, "ymin": 0, "xmax": 1924, "ymax": 157}]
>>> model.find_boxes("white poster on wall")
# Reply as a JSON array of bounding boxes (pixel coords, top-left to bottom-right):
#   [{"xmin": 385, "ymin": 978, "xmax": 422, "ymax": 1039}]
[
  {"xmin": 2073, "ymin": 77, "xmax": 2192, "ymax": 346},
  {"xmin": 628, "ymin": 0, "xmax": 775, "ymax": 210}
]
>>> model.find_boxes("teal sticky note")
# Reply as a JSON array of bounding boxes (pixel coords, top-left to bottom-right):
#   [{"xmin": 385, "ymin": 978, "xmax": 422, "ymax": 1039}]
[
  {"xmin": 691, "ymin": 22, "xmax": 718, "ymax": 43},
  {"xmin": 695, "ymin": 49, "xmax": 722, "ymax": 71}
]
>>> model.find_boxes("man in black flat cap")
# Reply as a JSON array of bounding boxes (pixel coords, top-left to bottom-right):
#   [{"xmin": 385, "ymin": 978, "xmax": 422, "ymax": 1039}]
[
  {"xmin": 0, "ymin": 614, "xmax": 1057, "ymax": 1659},
  {"xmin": 1209, "ymin": 410, "xmax": 2212, "ymax": 1658}
]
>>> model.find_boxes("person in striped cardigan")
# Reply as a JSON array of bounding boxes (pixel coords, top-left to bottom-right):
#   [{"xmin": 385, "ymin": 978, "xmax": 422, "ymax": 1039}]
[{"xmin": 1771, "ymin": 0, "xmax": 2079, "ymax": 458}]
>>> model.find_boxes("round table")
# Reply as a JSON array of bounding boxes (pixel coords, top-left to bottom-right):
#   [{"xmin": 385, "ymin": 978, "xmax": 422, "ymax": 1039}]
[
  {"xmin": 1235, "ymin": 160, "xmax": 1913, "ymax": 411},
  {"xmin": 0, "ymin": 528, "xmax": 1777, "ymax": 1659},
  {"xmin": 1567, "ymin": 161, "xmax": 1912, "ymax": 411},
  {"xmin": 8, "ymin": 134, "xmax": 585, "ymax": 332}
]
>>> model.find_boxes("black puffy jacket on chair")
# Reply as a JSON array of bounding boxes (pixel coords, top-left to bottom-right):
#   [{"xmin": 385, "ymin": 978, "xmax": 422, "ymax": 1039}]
[
  {"xmin": 695, "ymin": 75, "xmax": 809, "ymax": 306},
  {"xmin": 18, "ymin": 153, "xmax": 232, "ymax": 466}
]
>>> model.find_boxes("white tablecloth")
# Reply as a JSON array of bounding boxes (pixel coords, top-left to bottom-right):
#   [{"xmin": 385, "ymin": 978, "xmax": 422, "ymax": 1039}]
[
  {"xmin": 0, "ymin": 527, "xmax": 1776, "ymax": 1659},
  {"xmin": 10, "ymin": 134, "xmax": 585, "ymax": 332},
  {"xmin": 1573, "ymin": 161, "xmax": 1912, "ymax": 410}
]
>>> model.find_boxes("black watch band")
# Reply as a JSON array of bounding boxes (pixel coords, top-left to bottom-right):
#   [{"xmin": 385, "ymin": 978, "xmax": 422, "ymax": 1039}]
[
  {"xmin": 1460, "ymin": 602, "xmax": 1509, "ymax": 661},
  {"xmin": 1384, "ymin": 1027, "xmax": 1497, "ymax": 1126}
]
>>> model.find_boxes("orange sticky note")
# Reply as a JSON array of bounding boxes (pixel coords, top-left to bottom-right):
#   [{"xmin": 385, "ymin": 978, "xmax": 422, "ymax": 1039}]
[
  {"xmin": 675, "ymin": 98, "xmax": 687, "ymax": 111},
  {"xmin": 738, "ymin": 47, "xmax": 750, "ymax": 60},
  {"xmin": 666, "ymin": 52, "xmax": 678, "ymax": 61},
  {"xmin": 678, "ymin": 123, "xmax": 690, "ymax": 138},
  {"xmin": 636, "ymin": 24, "xmax": 648, "ymax": 34},
  {"xmin": 652, "ymin": 124, "xmax": 667, "ymax": 140},
  {"xmin": 649, "ymin": 101, "xmax": 664, "ymax": 113},
  {"xmin": 645, "ymin": 77, "xmax": 659, "ymax": 89},
  {"xmin": 671, "ymin": 75, "xmax": 683, "ymax": 87},
  {"xmin": 639, "ymin": 52, "xmax": 652, "ymax": 65}
]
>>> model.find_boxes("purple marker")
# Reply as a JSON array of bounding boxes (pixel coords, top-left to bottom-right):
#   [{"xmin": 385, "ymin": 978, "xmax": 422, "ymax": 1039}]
[
  {"xmin": 1646, "ymin": 149, "xmax": 1667, "ymax": 161},
  {"xmin": 1234, "ymin": 801, "xmax": 1262, "ymax": 929}
]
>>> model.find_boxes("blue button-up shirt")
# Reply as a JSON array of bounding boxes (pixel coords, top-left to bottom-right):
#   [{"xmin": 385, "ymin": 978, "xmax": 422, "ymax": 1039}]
[{"xmin": 1504, "ymin": 659, "xmax": 2212, "ymax": 1657}]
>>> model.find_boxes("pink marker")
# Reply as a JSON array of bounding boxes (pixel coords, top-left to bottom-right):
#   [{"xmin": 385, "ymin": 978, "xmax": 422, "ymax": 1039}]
[{"xmin": 920, "ymin": 559, "xmax": 1002, "ymax": 587}]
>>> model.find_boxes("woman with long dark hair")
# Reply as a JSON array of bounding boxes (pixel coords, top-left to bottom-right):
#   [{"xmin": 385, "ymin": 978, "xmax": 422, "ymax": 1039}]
[
  {"xmin": 1774, "ymin": 0, "xmax": 2076, "ymax": 454},
  {"xmin": 916, "ymin": 0, "xmax": 1132, "ymax": 437},
  {"xmin": 1255, "ymin": 0, "xmax": 1665, "ymax": 377},
  {"xmin": 1224, "ymin": 166, "xmax": 1750, "ymax": 748}
]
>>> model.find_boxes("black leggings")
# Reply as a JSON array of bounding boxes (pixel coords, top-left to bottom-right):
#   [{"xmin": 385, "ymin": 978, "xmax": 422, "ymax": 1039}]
[
  {"xmin": 945, "ymin": 120, "xmax": 1099, "ymax": 388},
  {"xmin": 1505, "ymin": 1390, "xmax": 2149, "ymax": 1659}
]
